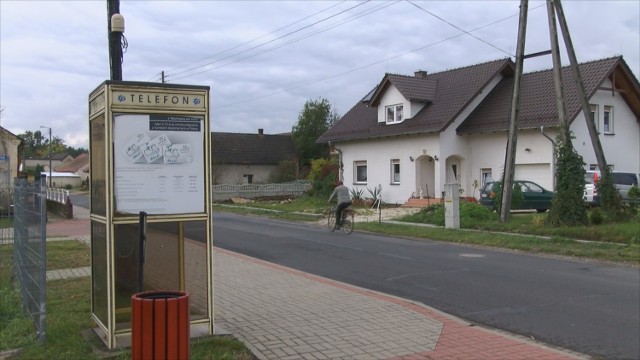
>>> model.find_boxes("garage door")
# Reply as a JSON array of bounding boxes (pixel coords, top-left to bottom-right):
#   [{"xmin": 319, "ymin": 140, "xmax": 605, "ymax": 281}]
[{"xmin": 515, "ymin": 163, "xmax": 552, "ymax": 190}]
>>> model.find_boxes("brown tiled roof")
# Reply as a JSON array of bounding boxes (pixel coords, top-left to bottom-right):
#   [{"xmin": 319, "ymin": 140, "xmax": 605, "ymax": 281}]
[
  {"xmin": 457, "ymin": 56, "xmax": 639, "ymax": 134},
  {"xmin": 212, "ymin": 132, "xmax": 297, "ymax": 165},
  {"xmin": 55, "ymin": 153, "xmax": 89, "ymax": 172},
  {"xmin": 318, "ymin": 58, "xmax": 513, "ymax": 143},
  {"xmin": 370, "ymin": 75, "xmax": 438, "ymax": 104}
]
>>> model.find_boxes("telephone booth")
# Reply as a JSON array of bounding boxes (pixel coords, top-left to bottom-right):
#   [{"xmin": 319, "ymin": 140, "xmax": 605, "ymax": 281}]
[{"xmin": 88, "ymin": 81, "xmax": 213, "ymax": 349}]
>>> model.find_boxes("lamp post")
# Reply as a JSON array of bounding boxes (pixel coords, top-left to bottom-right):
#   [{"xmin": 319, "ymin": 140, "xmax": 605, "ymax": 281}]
[{"xmin": 40, "ymin": 126, "xmax": 52, "ymax": 187}]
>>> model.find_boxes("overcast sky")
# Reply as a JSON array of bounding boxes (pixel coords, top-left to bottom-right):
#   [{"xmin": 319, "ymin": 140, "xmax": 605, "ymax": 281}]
[{"xmin": 1, "ymin": 1, "xmax": 638, "ymax": 150}]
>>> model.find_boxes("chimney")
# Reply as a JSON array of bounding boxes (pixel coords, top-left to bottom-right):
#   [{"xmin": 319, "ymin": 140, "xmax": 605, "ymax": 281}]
[
  {"xmin": 258, "ymin": 128, "xmax": 264, "ymax": 135},
  {"xmin": 414, "ymin": 70, "xmax": 427, "ymax": 79}
]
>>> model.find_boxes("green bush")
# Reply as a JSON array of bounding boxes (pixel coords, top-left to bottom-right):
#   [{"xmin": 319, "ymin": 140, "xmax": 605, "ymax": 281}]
[
  {"xmin": 546, "ymin": 133, "xmax": 588, "ymax": 226},
  {"xmin": 628, "ymin": 185, "xmax": 640, "ymax": 212},
  {"xmin": 307, "ymin": 158, "xmax": 338, "ymax": 198},
  {"xmin": 589, "ymin": 207, "xmax": 604, "ymax": 225},
  {"xmin": 489, "ymin": 181, "xmax": 523, "ymax": 212},
  {"xmin": 402, "ymin": 202, "xmax": 496, "ymax": 227}
]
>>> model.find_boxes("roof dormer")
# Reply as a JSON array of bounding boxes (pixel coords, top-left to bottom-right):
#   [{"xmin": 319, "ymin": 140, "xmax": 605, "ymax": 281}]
[{"xmin": 369, "ymin": 71, "xmax": 437, "ymax": 125}]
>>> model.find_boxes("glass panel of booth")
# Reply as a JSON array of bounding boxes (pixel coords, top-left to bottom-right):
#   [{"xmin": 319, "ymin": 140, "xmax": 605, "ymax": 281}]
[
  {"xmin": 91, "ymin": 220, "xmax": 108, "ymax": 326},
  {"xmin": 90, "ymin": 114, "xmax": 106, "ymax": 216},
  {"xmin": 112, "ymin": 113, "xmax": 206, "ymax": 216},
  {"xmin": 113, "ymin": 220, "xmax": 209, "ymax": 331}
]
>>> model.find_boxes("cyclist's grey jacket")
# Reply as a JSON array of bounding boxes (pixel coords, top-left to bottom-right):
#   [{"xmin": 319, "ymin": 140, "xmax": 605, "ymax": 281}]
[{"xmin": 329, "ymin": 185, "xmax": 351, "ymax": 204}]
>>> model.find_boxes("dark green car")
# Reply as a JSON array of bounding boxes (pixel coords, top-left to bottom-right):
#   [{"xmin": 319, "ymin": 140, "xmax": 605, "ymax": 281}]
[{"xmin": 479, "ymin": 180, "xmax": 554, "ymax": 212}]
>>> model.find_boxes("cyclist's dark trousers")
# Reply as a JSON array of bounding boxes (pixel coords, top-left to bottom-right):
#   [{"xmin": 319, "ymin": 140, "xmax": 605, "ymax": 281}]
[{"xmin": 336, "ymin": 201, "xmax": 352, "ymax": 225}]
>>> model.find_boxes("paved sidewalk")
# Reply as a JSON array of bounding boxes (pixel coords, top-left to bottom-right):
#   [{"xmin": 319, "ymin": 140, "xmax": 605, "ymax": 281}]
[{"xmin": 42, "ymin": 207, "xmax": 588, "ymax": 360}]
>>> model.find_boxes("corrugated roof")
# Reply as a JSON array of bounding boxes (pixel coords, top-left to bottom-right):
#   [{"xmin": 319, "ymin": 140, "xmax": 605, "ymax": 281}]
[
  {"xmin": 212, "ymin": 132, "xmax": 297, "ymax": 165},
  {"xmin": 318, "ymin": 58, "xmax": 513, "ymax": 143}
]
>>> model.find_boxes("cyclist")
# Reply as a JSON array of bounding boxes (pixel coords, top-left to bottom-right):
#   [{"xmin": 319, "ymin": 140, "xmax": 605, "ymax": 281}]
[{"xmin": 328, "ymin": 180, "xmax": 352, "ymax": 229}]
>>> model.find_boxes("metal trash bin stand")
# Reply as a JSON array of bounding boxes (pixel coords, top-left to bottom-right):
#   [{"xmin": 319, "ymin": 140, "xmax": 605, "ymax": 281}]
[{"xmin": 131, "ymin": 290, "xmax": 189, "ymax": 360}]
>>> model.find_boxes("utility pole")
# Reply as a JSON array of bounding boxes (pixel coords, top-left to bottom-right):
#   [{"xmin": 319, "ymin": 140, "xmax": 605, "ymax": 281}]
[
  {"xmin": 553, "ymin": 0, "xmax": 608, "ymax": 172},
  {"xmin": 500, "ymin": 0, "xmax": 528, "ymax": 223},
  {"xmin": 108, "ymin": 0, "xmax": 123, "ymax": 80},
  {"xmin": 40, "ymin": 126, "xmax": 52, "ymax": 188},
  {"xmin": 546, "ymin": 0, "xmax": 569, "ymax": 144}
]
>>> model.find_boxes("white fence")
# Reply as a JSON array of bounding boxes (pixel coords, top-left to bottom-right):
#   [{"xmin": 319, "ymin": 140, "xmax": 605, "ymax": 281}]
[
  {"xmin": 213, "ymin": 183, "xmax": 311, "ymax": 201},
  {"xmin": 46, "ymin": 188, "xmax": 69, "ymax": 204}
]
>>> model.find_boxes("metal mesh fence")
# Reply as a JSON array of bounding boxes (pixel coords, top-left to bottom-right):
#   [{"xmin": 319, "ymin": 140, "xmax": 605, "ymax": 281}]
[{"xmin": 12, "ymin": 177, "xmax": 47, "ymax": 343}]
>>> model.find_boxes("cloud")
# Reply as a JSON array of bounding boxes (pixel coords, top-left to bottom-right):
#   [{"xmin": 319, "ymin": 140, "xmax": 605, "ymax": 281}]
[{"xmin": 1, "ymin": 1, "xmax": 638, "ymax": 150}]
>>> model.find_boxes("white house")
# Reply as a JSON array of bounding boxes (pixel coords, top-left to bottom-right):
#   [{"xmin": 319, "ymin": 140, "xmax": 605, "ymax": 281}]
[{"xmin": 317, "ymin": 56, "xmax": 640, "ymax": 204}]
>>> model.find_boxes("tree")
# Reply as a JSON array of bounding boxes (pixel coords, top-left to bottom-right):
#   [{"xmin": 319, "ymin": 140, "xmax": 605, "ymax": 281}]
[
  {"xmin": 291, "ymin": 98, "xmax": 339, "ymax": 165},
  {"xmin": 17, "ymin": 130, "xmax": 84, "ymax": 159}
]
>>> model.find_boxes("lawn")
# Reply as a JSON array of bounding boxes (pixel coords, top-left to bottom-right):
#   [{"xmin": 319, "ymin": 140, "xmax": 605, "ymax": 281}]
[
  {"xmin": 214, "ymin": 196, "xmax": 640, "ymax": 266},
  {"xmin": 0, "ymin": 240, "xmax": 255, "ymax": 359}
]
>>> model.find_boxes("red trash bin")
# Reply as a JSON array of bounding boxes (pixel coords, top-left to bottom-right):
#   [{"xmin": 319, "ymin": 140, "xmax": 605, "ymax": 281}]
[{"xmin": 131, "ymin": 291, "xmax": 189, "ymax": 360}]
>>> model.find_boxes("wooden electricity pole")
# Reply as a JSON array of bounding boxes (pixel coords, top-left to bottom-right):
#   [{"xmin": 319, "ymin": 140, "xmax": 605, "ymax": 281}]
[
  {"xmin": 546, "ymin": 0, "xmax": 570, "ymax": 144},
  {"xmin": 552, "ymin": 0, "xmax": 608, "ymax": 171},
  {"xmin": 500, "ymin": 0, "xmax": 529, "ymax": 223}
]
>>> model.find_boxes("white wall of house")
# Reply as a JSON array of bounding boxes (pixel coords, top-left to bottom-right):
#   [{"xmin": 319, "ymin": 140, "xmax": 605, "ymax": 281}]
[
  {"xmin": 466, "ymin": 130, "xmax": 556, "ymax": 196},
  {"xmin": 570, "ymin": 84, "xmax": 640, "ymax": 174},
  {"xmin": 337, "ymin": 135, "xmax": 438, "ymax": 204},
  {"xmin": 41, "ymin": 172, "xmax": 82, "ymax": 188},
  {"xmin": 441, "ymin": 74, "xmax": 504, "ymax": 197}
]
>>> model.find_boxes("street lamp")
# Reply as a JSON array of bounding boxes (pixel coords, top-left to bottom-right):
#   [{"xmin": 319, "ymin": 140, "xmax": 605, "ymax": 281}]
[{"xmin": 40, "ymin": 126, "xmax": 52, "ymax": 188}]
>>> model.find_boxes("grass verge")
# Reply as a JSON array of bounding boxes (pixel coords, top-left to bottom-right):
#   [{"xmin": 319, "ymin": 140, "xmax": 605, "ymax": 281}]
[
  {"xmin": 214, "ymin": 198, "xmax": 640, "ymax": 266},
  {"xmin": 0, "ymin": 240, "xmax": 255, "ymax": 359}
]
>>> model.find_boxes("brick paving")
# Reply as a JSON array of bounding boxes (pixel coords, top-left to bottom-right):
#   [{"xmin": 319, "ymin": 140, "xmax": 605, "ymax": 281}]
[{"xmin": 38, "ymin": 206, "xmax": 587, "ymax": 360}]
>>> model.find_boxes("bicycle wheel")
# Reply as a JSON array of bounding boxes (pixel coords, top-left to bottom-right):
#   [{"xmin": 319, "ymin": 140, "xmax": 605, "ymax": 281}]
[
  {"xmin": 342, "ymin": 212, "xmax": 354, "ymax": 234},
  {"xmin": 327, "ymin": 211, "xmax": 336, "ymax": 232}
]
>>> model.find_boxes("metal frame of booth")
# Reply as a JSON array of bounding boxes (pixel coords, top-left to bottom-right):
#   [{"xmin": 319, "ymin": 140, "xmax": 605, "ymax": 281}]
[{"xmin": 88, "ymin": 81, "xmax": 213, "ymax": 349}]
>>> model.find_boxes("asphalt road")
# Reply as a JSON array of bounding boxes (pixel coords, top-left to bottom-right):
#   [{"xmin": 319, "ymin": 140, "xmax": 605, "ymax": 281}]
[
  {"xmin": 211, "ymin": 212, "xmax": 639, "ymax": 360},
  {"xmin": 68, "ymin": 195, "xmax": 640, "ymax": 359}
]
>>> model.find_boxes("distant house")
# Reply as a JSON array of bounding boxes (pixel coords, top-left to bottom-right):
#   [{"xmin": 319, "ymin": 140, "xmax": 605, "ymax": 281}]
[
  {"xmin": 0, "ymin": 126, "xmax": 23, "ymax": 188},
  {"xmin": 24, "ymin": 152, "xmax": 74, "ymax": 172},
  {"xmin": 55, "ymin": 153, "xmax": 90, "ymax": 184},
  {"xmin": 318, "ymin": 56, "xmax": 640, "ymax": 205},
  {"xmin": 212, "ymin": 129, "xmax": 298, "ymax": 184}
]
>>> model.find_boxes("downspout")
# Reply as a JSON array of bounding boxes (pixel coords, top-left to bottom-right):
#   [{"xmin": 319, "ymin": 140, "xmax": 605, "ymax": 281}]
[
  {"xmin": 540, "ymin": 126, "xmax": 557, "ymax": 190},
  {"xmin": 335, "ymin": 145, "xmax": 344, "ymax": 182}
]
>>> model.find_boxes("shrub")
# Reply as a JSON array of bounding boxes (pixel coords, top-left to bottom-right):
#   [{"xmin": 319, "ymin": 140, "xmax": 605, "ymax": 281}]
[
  {"xmin": 589, "ymin": 207, "xmax": 604, "ymax": 225},
  {"xmin": 307, "ymin": 158, "xmax": 338, "ymax": 197},
  {"xmin": 401, "ymin": 202, "xmax": 495, "ymax": 227},
  {"xmin": 532, "ymin": 214, "xmax": 546, "ymax": 227},
  {"xmin": 547, "ymin": 132, "xmax": 588, "ymax": 226},
  {"xmin": 628, "ymin": 185, "xmax": 640, "ymax": 212},
  {"xmin": 349, "ymin": 188, "xmax": 365, "ymax": 205},
  {"xmin": 489, "ymin": 181, "xmax": 523, "ymax": 212}
]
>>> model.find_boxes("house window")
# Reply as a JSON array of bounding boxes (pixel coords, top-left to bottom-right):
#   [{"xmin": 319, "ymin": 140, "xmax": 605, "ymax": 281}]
[
  {"xmin": 590, "ymin": 104, "xmax": 599, "ymax": 132},
  {"xmin": 385, "ymin": 104, "xmax": 403, "ymax": 124},
  {"xmin": 603, "ymin": 105, "xmax": 613, "ymax": 134},
  {"xmin": 354, "ymin": 161, "xmax": 367, "ymax": 183},
  {"xmin": 481, "ymin": 168, "xmax": 492, "ymax": 188},
  {"xmin": 391, "ymin": 159, "xmax": 400, "ymax": 184},
  {"xmin": 243, "ymin": 174, "xmax": 253, "ymax": 184}
]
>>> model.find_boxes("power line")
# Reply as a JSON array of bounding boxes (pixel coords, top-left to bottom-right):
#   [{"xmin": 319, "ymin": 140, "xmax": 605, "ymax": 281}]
[
  {"xmin": 216, "ymin": 6, "xmax": 536, "ymax": 109},
  {"xmin": 163, "ymin": 1, "xmax": 348, "ymax": 75},
  {"xmin": 168, "ymin": 1, "xmax": 399, "ymax": 82},
  {"xmin": 165, "ymin": 0, "xmax": 373, "ymax": 80},
  {"xmin": 407, "ymin": 0, "xmax": 514, "ymax": 57}
]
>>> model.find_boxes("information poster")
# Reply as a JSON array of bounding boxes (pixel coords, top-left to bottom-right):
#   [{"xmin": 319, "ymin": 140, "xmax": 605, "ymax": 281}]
[{"xmin": 113, "ymin": 114, "xmax": 205, "ymax": 215}]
